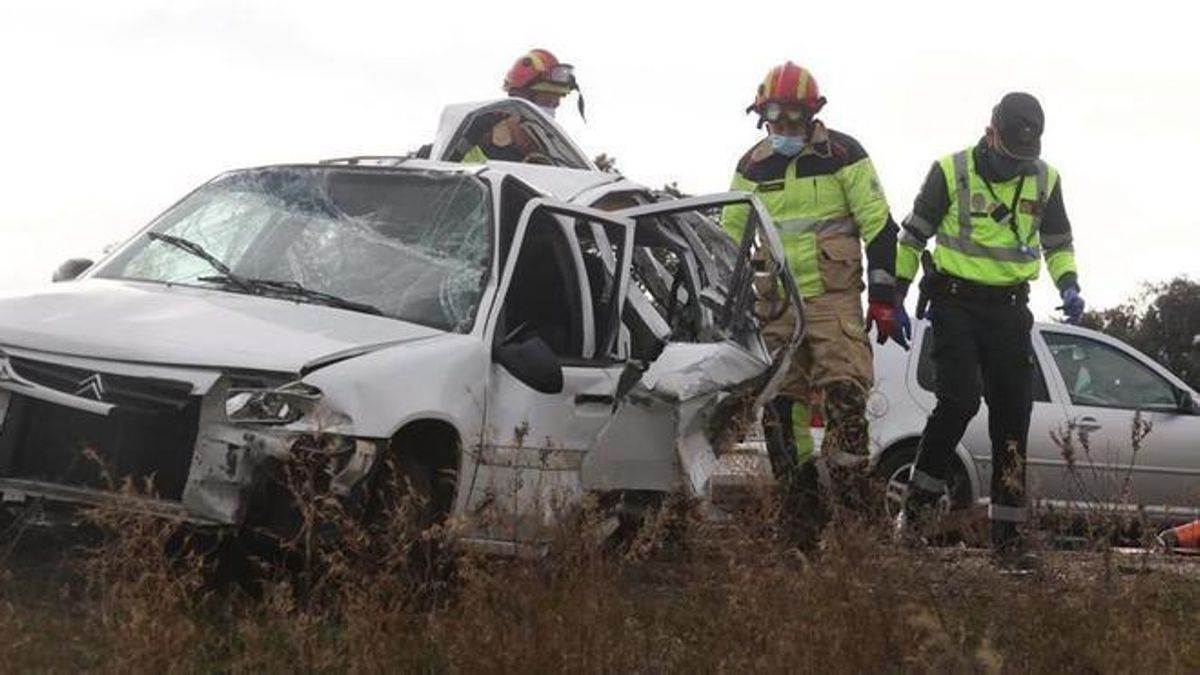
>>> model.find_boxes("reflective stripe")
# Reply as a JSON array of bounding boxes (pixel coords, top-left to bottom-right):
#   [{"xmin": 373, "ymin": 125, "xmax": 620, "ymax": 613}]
[
  {"xmin": 869, "ymin": 269, "xmax": 896, "ymax": 286},
  {"xmin": 1030, "ymin": 160, "xmax": 1048, "ymax": 233},
  {"xmin": 988, "ymin": 503, "xmax": 1027, "ymax": 523},
  {"xmin": 936, "ymin": 233, "xmax": 1040, "ymax": 263},
  {"xmin": 953, "ymin": 151, "xmax": 972, "ymax": 234},
  {"xmin": 904, "ymin": 212, "xmax": 937, "ymax": 238},
  {"xmin": 910, "ymin": 469, "xmax": 947, "ymax": 494},
  {"xmin": 777, "ymin": 217, "xmax": 858, "ymax": 236}
]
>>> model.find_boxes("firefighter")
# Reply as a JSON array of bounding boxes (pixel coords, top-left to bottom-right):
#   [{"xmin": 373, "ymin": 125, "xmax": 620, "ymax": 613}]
[
  {"xmin": 721, "ymin": 61, "xmax": 908, "ymax": 485},
  {"xmin": 460, "ymin": 48, "xmax": 581, "ymax": 164},
  {"xmin": 894, "ymin": 92, "xmax": 1085, "ymax": 570}
]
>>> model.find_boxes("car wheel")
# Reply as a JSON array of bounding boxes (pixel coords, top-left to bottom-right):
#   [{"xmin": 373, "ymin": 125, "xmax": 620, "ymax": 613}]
[{"xmin": 875, "ymin": 443, "xmax": 970, "ymax": 517}]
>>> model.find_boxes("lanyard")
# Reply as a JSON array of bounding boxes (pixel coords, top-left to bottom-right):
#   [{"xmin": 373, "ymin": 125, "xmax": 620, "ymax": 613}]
[{"xmin": 980, "ymin": 173, "xmax": 1035, "ymax": 253}]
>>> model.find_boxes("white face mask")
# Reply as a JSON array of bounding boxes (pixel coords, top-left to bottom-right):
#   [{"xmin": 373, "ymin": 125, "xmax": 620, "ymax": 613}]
[{"xmin": 537, "ymin": 104, "xmax": 557, "ymax": 119}]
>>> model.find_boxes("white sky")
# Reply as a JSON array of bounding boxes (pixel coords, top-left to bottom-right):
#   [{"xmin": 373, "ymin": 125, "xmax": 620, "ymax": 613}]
[{"xmin": 2, "ymin": 0, "xmax": 1197, "ymax": 320}]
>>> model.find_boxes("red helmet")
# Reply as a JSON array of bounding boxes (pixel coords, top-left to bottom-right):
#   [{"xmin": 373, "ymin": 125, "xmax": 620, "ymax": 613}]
[
  {"xmin": 747, "ymin": 61, "xmax": 826, "ymax": 119},
  {"xmin": 503, "ymin": 48, "xmax": 577, "ymax": 96}
]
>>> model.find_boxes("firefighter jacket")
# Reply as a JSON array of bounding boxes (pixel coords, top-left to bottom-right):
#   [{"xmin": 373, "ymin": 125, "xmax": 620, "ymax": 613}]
[{"xmin": 720, "ymin": 122, "xmax": 900, "ymax": 302}]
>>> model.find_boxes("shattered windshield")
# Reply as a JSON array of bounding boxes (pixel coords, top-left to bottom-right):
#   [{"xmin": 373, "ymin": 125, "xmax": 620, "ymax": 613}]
[{"xmin": 94, "ymin": 167, "xmax": 492, "ymax": 332}]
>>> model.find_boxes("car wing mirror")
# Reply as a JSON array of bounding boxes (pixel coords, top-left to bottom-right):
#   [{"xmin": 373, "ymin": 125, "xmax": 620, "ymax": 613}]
[
  {"xmin": 52, "ymin": 258, "xmax": 94, "ymax": 282},
  {"xmin": 494, "ymin": 333, "xmax": 564, "ymax": 394},
  {"xmin": 1180, "ymin": 390, "xmax": 1200, "ymax": 416}
]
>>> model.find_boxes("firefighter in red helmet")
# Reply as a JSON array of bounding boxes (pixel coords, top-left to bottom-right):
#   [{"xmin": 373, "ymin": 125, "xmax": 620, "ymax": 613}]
[{"xmin": 461, "ymin": 48, "xmax": 582, "ymax": 164}]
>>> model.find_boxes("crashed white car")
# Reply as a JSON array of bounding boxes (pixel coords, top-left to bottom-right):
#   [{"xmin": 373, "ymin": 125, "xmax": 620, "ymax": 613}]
[{"xmin": 0, "ymin": 102, "xmax": 802, "ymax": 552}]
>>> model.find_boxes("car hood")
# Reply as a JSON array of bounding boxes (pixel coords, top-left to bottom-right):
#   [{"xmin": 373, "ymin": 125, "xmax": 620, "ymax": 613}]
[{"xmin": 0, "ymin": 279, "xmax": 448, "ymax": 373}]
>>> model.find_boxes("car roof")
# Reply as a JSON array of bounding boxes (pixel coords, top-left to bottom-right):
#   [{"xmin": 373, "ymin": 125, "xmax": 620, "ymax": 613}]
[{"xmin": 244, "ymin": 158, "xmax": 647, "ymax": 206}]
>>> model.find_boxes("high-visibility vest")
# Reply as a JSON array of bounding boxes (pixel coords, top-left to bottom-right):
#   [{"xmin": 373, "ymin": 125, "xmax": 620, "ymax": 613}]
[{"xmin": 905, "ymin": 147, "xmax": 1075, "ymax": 286}]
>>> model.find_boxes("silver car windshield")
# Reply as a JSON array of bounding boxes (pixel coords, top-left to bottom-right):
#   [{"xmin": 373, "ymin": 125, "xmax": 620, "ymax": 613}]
[{"xmin": 94, "ymin": 167, "xmax": 492, "ymax": 332}]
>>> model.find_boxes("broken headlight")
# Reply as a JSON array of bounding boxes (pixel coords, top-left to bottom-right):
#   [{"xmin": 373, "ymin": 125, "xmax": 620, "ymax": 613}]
[{"xmin": 225, "ymin": 382, "xmax": 322, "ymax": 425}]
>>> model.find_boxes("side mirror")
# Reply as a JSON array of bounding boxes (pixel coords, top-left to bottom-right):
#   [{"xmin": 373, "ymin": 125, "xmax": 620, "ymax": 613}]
[
  {"xmin": 494, "ymin": 334, "xmax": 563, "ymax": 394},
  {"xmin": 1175, "ymin": 388, "xmax": 1200, "ymax": 416},
  {"xmin": 52, "ymin": 258, "xmax": 94, "ymax": 282}
]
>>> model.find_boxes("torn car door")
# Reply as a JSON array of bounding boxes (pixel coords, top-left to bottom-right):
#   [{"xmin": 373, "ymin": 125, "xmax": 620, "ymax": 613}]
[
  {"xmin": 466, "ymin": 199, "xmax": 634, "ymax": 546},
  {"xmin": 580, "ymin": 192, "xmax": 804, "ymax": 504}
]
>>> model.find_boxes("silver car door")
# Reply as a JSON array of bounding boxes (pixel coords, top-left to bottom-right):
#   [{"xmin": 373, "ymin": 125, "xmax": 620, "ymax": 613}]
[
  {"xmin": 579, "ymin": 193, "xmax": 802, "ymax": 503},
  {"xmin": 1040, "ymin": 328, "xmax": 1200, "ymax": 518},
  {"xmin": 468, "ymin": 198, "xmax": 633, "ymax": 547}
]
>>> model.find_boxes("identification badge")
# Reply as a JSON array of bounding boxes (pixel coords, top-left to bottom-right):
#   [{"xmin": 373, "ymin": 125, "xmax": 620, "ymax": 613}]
[{"xmin": 756, "ymin": 180, "xmax": 785, "ymax": 193}]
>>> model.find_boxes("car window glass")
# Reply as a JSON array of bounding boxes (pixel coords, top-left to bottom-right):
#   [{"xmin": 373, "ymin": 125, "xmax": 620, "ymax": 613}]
[
  {"xmin": 1043, "ymin": 332, "xmax": 1177, "ymax": 409},
  {"xmin": 916, "ymin": 331, "xmax": 1051, "ymax": 403},
  {"xmin": 97, "ymin": 168, "xmax": 491, "ymax": 332}
]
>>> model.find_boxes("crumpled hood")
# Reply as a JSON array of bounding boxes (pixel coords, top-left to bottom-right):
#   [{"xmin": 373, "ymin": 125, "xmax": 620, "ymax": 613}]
[{"xmin": 0, "ymin": 279, "xmax": 447, "ymax": 373}]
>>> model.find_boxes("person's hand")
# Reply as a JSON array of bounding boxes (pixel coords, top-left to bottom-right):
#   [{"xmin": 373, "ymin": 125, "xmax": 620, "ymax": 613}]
[
  {"xmin": 866, "ymin": 301, "xmax": 911, "ymax": 350},
  {"xmin": 1059, "ymin": 287, "xmax": 1085, "ymax": 325}
]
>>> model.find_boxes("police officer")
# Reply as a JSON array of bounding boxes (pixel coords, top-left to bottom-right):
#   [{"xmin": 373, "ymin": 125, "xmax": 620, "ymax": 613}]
[
  {"xmin": 460, "ymin": 48, "xmax": 582, "ymax": 164},
  {"xmin": 894, "ymin": 92, "xmax": 1085, "ymax": 569},
  {"xmin": 721, "ymin": 62, "xmax": 908, "ymax": 485}
]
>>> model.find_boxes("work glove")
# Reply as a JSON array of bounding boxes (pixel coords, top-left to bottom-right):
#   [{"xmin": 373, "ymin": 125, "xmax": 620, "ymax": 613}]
[
  {"xmin": 866, "ymin": 300, "xmax": 911, "ymax": 350},
  {"xmin": 1059, "ymin": 286, "xmax": 1085, "ymax": 325}
]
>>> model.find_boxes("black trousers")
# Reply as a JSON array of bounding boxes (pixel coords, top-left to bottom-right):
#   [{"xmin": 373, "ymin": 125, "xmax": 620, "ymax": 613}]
[{"xmin": 910, "ymin": 294, "xmax": 1034, "ymax": 530}]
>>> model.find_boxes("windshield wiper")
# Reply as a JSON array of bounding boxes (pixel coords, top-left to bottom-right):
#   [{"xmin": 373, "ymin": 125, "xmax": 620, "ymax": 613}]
[
  {"xmin": 146, "ymin": 231, "xmax": 253, "ymax": 293},
  {"xmin": 199, "ymin": 274, "xmax": 385, "ymax": 317}
]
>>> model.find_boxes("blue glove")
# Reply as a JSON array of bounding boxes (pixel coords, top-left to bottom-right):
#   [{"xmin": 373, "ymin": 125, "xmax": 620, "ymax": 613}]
[
  {"xmin": 1060, "ymin": 287, "xmax": 1085, "ymax": 325},
  {"xmin": 896, "ymin": 301, "xmax": 912, "ymax": 349}
]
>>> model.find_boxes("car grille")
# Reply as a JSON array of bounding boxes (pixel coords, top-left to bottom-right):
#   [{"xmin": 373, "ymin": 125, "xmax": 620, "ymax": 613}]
[
  {"xmin": 7, "ymin": 356, "xmax": 193, "ymax": 415},
  {"xmin": 0, "ymin": 357, "xmax": 201, "ymax": 502}
]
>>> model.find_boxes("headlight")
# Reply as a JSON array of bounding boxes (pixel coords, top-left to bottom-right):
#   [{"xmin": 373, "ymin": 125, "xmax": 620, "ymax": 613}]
[{"xmin": 225, "ymin": 382, "xmax": 322, "ymax": 425}]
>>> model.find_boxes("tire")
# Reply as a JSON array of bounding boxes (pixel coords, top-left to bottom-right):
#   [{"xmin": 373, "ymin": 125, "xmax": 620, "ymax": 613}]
[{"xmin": 874, "ymin": 442, "xmax": 971, "ymax": 517}]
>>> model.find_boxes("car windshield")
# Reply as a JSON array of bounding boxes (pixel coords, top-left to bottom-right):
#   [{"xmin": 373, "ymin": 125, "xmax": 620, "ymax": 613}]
[{"xmin": 94, "ymin": 167, "xmax": 492, "ymax": 332}]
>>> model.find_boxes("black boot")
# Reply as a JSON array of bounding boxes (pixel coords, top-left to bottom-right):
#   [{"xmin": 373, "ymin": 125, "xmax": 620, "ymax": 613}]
[{"xmin": 990, "ymin": 520, "xmax": 1038, "ymax": 573}]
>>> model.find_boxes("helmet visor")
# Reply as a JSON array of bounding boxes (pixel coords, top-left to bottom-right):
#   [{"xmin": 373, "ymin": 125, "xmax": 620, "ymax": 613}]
[
  {"xmin": 762, "ymin": 102, "xmax": 807, "ymax": 123},
  {"xmin": 547, "ymin": 63, "xmax": 576, "ymax": 86}
]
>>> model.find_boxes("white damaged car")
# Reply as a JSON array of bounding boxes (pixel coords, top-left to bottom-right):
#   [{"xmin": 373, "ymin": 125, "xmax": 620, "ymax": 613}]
[{"xmin": 0, "ymin": 106, "xmax": 802, "ymax": 552}]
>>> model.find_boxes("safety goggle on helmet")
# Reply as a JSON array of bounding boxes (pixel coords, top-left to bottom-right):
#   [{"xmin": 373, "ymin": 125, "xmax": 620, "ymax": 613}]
[
  {"xmin": 504, "ymin": 49, "xmax": 578, "ymax": 96},
  {"xmin": 747, "ymin": 61, "xmax": 826, "ymax": 128}
]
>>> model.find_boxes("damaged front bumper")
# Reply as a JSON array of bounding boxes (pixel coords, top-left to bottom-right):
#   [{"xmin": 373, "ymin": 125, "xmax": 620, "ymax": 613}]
[{"xmin": 0, "ymin": 350, "xmax": 382, "ymax": 528}]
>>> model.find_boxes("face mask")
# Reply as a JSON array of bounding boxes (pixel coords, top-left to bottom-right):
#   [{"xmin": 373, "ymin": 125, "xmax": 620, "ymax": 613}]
[
  {"xmin": 537, "ymin": 105, "xmax": 557, "ymax": 119},
  {"xmin": 769, "ymin": 134, "xmax": 805, "ymax": 157}
]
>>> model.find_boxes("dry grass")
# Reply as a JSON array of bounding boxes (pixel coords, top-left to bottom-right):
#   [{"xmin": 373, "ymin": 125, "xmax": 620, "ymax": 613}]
[{"xmin": 0, "ymin": 475, "xmax": 1197, "ymax": 674}]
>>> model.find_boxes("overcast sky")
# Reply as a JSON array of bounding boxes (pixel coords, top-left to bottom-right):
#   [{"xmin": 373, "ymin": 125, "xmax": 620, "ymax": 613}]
[{"xmin": 2, "ymin": 1, "xmax": 1196, "ymax": 320}]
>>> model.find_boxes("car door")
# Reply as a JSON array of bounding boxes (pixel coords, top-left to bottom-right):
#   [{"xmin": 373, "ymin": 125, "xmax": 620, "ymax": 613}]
[
  {"xmin": 1039, "ymin": 328, "xmax": 1200, "ymax": 517},
  {"xmin": 466, "ymin": 199, "xmax": 634, "ymax": 547},
  {"xmin": 579, "ymin": 193, "xmax": 803, "ymax": 501}
]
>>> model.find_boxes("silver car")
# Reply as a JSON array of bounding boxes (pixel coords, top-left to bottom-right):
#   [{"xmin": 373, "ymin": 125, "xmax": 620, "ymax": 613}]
[{"xmin": 863, "ymin": 320, "xmax": 1200, "ymax": 522}]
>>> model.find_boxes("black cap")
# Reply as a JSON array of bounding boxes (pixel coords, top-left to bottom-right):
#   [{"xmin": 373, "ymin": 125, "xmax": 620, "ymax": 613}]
[{"xmin": 991, "ymin": 92, "xmax": 1043, "ymax": 160}]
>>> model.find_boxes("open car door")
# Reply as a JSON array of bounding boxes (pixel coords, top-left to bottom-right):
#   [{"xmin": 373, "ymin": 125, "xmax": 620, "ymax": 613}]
[
  {"xmin": 429, "ymin": 99, "xmax": 596, "ymax": 170},
  {"xmin": 466, "ymin": 198, "xmax": 634, "ymax": 549},
  {"xmin": 579, "ymin": 192, "xmax": 804, "ymax": 507}
]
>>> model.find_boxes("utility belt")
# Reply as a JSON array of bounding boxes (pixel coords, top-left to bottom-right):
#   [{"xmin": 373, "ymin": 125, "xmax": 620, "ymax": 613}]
[
  {"xmin": 916, "ymin": 252, "xmax": 1029, "ymax": 312},
  {"xmin": 926, "ymin": 272, "xmax": 1029, "ymax": 306}
]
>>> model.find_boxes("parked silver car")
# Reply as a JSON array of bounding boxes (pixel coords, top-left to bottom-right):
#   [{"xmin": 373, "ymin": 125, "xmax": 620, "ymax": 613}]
[{"xmin": 863, "ymin": 320, "xmax": 1200, "ymax": 522}]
